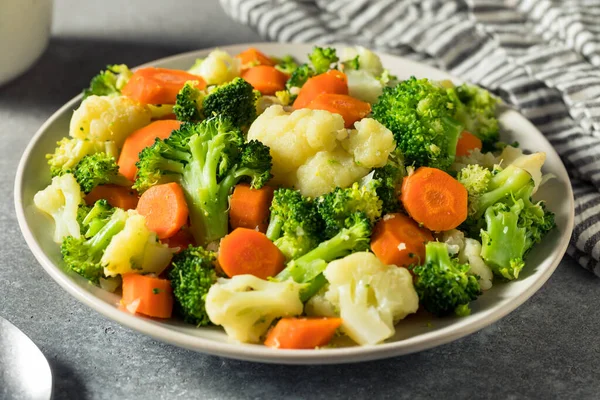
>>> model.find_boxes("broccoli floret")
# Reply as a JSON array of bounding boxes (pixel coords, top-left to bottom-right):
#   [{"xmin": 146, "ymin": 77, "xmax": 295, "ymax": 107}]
[
  {"xmin": 342, "ymin": 55, "xmax": 360, "ymax": 71},
  {"xmin": 317, "ymin": 182, "xmax": 382, "ymax": 239},
  {"xmin": 134, "ymin": 116, "xmax": 272, "ymax": 245},
  {"xmin": 83, "ymin": 64, "xmax": 132, "ymax": 99},
  {"xmin": 363, "ymin": 150, "xmax": 405, "ymax": 214},
  {"xmin": 47, "ymin": 137, "xmax": 118, "ymax": 177},
  {"xmin": 276, "ymin": 212, "xmax": 372, "ymax": 300},
  {"xmin": 413, "ymin": 241, "xmax": 482, "ymax": 317},
  {"xmin": 80, "ymin": 199, "xmax": 114, "ymax": 238},
  {"xmin": 173, "ymin": 81, "xmax": 205, "ymax": 123},
  {"xmin": 458, "ymin": 164, "xmax": 555, "ymax": 279},
  {"xmin": 61, "ymin": 206, "xmax": 127, "ymax": 283},
  {"xmin": 309, "ymin": 46, "xmax": 339, "ymax": 74},
  {"xmin": 372, "ymin": 77, "xmax": 464, "ymax": 170},
  {"xmin": 72, "ymin": 153, "xmax": 131, "ymax": 193},
  {"xmin": 168, "ymin": 245, "xmax": 218, "ymax": 326},
  {"xmin": 286, "ymin": 64, "xmax": 313, "ymax": 89},
  {"xmin": 202, "ymin": 77, "xmax": 259, "ymax": 129},
  {"xmin": 265, "ymin": 189, "xmax": 323, "ymax": 260},
  {"xmin": 274, "ymin": 55, "xmax": 299, "ymax": 75},
  {"xmin": 450, "ymin": 84, "xmax": 500, "ymax": 149}
]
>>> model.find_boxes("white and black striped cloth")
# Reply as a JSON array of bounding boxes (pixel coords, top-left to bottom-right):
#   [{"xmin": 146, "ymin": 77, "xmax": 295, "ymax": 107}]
[{"xmin": 221, "ymin": 0, "xmax": 600, "ymax": 276}]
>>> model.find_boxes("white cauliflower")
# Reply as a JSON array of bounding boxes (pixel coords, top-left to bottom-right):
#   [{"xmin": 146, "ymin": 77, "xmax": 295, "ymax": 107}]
[
  {"xmin": 102, "ymin": 210, "xmax": 174, "ymax": 277},
  {"xmin": 451, "ymin": 148, "xmax": 497, "ymax": 172},
  {"xmin": 342, "ymin": 46, "xmax": 384, "ymax": 76},
  {"xmin": 345, "ymin": 69, "xmax": 383, "ymax": 104},
  {"xmin": 439, "ymin": 229, "xmax": 493, "ymax": 290},
  {"xmin": 33, "ymin": 173, "xmax": 83, "ymax": 243},
  {"xmin": 205, "ymin": 275, "xmax": 304, "ymax": 343},
  {"xmin": 497, "ymin": 146, "xmax": 546, "ymax": 193},
  {"xmin": 248, "ymin": 106, "xmax": 396, "ymax": 197},
  {"xmin": 69, "ymin": 95, "xmax": 152, "ymax": 148},
  {"xmin": 306, "ymin": 252, "xmax": 419, "ymax": 345},
  {"xmin": 188, "ymin": 49, "xmax": 241, "ymax": 85}
]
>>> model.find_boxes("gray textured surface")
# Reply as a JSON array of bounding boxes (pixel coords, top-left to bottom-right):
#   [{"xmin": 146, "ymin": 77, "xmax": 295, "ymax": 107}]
[{"xmin": 1, "ymin": 1, "xmax": 599, "ymax": 399}]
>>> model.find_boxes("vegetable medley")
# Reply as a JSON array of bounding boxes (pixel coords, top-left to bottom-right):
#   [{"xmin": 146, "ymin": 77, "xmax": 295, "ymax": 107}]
[{"xmin": 35, "ymin": 45, "xmax": 556, "ymax": 349}]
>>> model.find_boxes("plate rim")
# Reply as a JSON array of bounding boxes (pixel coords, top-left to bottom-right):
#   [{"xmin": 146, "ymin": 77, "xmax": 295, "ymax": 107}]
[{"xmin": 14, "ymin": 42, "xmax": 575, "ymax": 364}]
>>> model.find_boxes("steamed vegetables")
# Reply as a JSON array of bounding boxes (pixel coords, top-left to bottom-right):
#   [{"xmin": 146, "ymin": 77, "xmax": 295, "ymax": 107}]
[{"xmin": 33, "ymin": 45, "xmax": 556, "ymax": 350}]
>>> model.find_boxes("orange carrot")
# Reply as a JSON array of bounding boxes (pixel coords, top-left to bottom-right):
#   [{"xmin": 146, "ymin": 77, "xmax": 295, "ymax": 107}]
[
  {"xmin": 293, "ymin": 69, "xmax": 348, "ymax": 109},
  {"xmin": 236, "ymin": 47, "xmax": 275, "ymax": 69},
  {"xmin": 121, "ymin": 67, "xmax": 206, "ymax": 105},
  {"xmin": 229, "ymin": 184, "xmax": 274, "ymax": 233},
  {"xmin": 163, "ymin": 228, "xmax": 195, "ymax": 252},
  {"xmin": 306, "ymin": 93, "xmax": 371, "ymax": 128},
  {"xmin": 456, "ymin": 130, "xmax": 483, "ymax": 157},
  {"xmin": 370, "ymin": 213, "xmax": 433, "ymax": 268},
  {"xmin": 218, "ymin": 228, "xmax": 285, "ymax": 279},
  {"xmin": 264, "ymin": 317, "xmax": 342, "ymax": 349},
  {"xmin": 400, "ymin": 167, "xmax": 468, "ymax": 232},
  {"xmin": 136, "ymin": 182, "xmax": 189, "ymax": 239},
  {"xmin": 85, "ymin": 184, "xmax": 139, "ymax": 210},
  {"xmin": 121, "ymin": 273, "xmax": 173, "ymax": 318},
  {"xmin": 241, "ymin": 65, "xmax": 288, "ymax": 95},
  {"xmin": 118, "ymin": 120, "xmax": 182, "ymax": 181}
]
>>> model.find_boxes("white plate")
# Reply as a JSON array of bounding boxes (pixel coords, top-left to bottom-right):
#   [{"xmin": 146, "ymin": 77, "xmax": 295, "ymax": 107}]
[{"xmin": 14, "ymin": 43, "xmax": 574, "ymax": 364}]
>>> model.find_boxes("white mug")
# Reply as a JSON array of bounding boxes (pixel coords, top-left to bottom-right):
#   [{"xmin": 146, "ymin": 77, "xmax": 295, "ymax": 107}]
[{"xmin": 0, "ymin": 0, "xmax": 53, "ymax": 86}]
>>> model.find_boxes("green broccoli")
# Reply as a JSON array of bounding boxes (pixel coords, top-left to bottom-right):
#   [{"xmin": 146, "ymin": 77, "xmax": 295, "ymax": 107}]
[
  {"xmin": 47, "ymin": 137, "xmax": 118, "ymax": 177},
  {"xmin": 413, "ymin": 241, "xmax": 482, "ymax": 317},
  {"xmin": 173, "ymin": 81, "xmax": 205, "ymax": 123},
  {"xmin": 362, "ymin": 150, "xmax": 405, "ymax": 214},
  {"xmin": 458, "ymin": 164, "xmax": 555, "ymax": 279},
  {"xmin": 203, "ymin": 77, "xmax": 259, "ymax": 129},
  {"xmin": 72, "ymin": 153, "xmax": 131, "ymax": 193},
  {"xmin": 134, "ymin": 116, "xmax": 272, "ymax": 245},
  {"xmin": 168, "ymin": 245, "xmax": 218, "ymax": 326},
  {"xmin": 316, "ymin": 182, "xmax": 382, "ymax": 239},
  {"xmin": 265, "ymin": 188, "xmax": 323, "ymax": 260},
  {"xmin": 309, "ymin": 46, "xmax": 339, "ymax": 74},
  {"xmin": 275, "ymin": 212, "xmax": 372, "ymax": 300},
  {"xmin": 342, "ymin": 55, "xmax": 360, "ymax": 71},
  {"xmin": 286, "ymin": 64, "xmax": 313, "ymax": 89},
  {"xmin": 274, "ymin": 55, "xmax": 299, "ymax": 75},
  {"xmin": 83, "ymin": 64, "xmax": 132, "ymax": 99},
  {"xmin": 61, "ymin": 203, "xmax": 127, "ymax": 283},
  {"xmin": 372, "ymin": 77, "xmax": 464, "ymax": 170},
  {"xmin": 450, "ymin": 84, "xmax": 500, "ymax": 149}
]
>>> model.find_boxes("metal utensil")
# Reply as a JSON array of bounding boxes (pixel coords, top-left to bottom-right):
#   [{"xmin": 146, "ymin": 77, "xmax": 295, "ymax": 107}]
[{"xmin": 0, "ymin": 316, "xmax": 52, "ymax": 400}]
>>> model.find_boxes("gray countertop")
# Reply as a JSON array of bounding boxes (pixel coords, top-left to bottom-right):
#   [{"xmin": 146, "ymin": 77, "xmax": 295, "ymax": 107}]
[{"xmin": 1, "ymin": 1, "xmax": 599, "ymax": 399}]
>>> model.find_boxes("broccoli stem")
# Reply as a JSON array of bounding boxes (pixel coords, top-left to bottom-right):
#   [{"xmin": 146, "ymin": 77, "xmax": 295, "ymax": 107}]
[
  {"xmin": 265, "ymin": 216, "xmax": 284, "ymax": 241},
  {"xmin": 87, "ymin": 215, "xmax": 126, "ymax": 255},
  {"xmin": 473, "ymin": 166, "xmax": 532, "ymax": 219}
]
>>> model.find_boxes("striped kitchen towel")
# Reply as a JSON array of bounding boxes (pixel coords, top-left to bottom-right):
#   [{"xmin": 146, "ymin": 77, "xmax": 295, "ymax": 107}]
[{"xmin": 220, "ymin": 0, "xmax": 600, "ymax": 275}]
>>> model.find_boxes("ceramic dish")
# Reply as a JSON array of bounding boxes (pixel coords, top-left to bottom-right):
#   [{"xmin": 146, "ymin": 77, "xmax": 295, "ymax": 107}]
[{"xmin": 14, "ymin": 43, "xmax": 574, "ymax": 364}]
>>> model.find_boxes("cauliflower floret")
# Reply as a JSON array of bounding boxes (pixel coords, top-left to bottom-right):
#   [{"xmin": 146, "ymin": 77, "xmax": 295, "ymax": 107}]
[
  {"xmin": 346, "ymin": 118, "xmax": 395, "ymax": 168},
  {"xmin": 342, "ymin": 46, "xmax": 384, "ymax": 76},
  {"xmin": 188, "ymin": 49, "xmax": 241, "ymax": 85},
  {"xmin": 248, "ymin": 106, "xmax": 396, "ymax": 197},
  {"xmin": 306, "ymin": 252, "xmax": 419, "ymax": 345},
  {"xmin": 102, "ymin": 210, "xmax": 174, "ymax": 277},
  {"xmin": 33, "ymin": 173, "xmax": 83, "ymax": 243},
  {"xmin": 439, "ymin": 229, "xmax": 493, "ymax": 290},
  {"xmin": 345, "ymin": 69, "xmax": 384, "ymax": 104},
  {"xmin": 497, "ymin": 146, "xmax": 546, "ymax": 193},
  {"xmin": 69, "ymin": 95, "xmax": 152, "ymax": 147},
  {"xmin": 205, "ymin": 275, "xmax": 304, "ymax": 343},
  {"xmin": 296, "ymin": 148, "xmax": 370, "ymax": 198}
]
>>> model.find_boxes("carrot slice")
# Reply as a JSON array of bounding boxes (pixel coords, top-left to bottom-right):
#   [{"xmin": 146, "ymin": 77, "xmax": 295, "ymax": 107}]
[
  {"xmin": 218, "ymin": 228, "xmax": 285, "ymax": 279},
  {"xmin": 293, "ymin": 69, "xmax": 348, "ymax": 109},
  {"xmin": 241, "ymin": 65, "xmax": 288, "ymax": 95},
  {"xmin": 264, "ymin": 317, "xmax": 342, "ymax": 349},
  {"xmin": 121, "ymin": 273, "xmax": 173, "ymax": 318},
  {"xmin": 456, "ymin": 130, "xmax": 483, "ymax": 157},
  {"xmin": 121, "ymin": 67, "xmax": 206, "ymax": 105},
  {"xmin": 136, "ymin": 182, "xmax": 189, "ymax": 239},
  {"xmin": 306, "ymin": 93, "xmax": 371, "ymax": 128},
  {"xmin": 118, "ymin": 120, "xmax": 182, "ymax": 181},
  {"xmin": 85, "ymin": 184, "xmax": 139, "ymax": 210},
  {"xmin": 400, "ymin": 167, "xmax": 468, "ymax": 232},
  {"xmin": 370, "ymin": 213, "xmax": 433, "ymax": 268},
  {"xmin": 229, "ymin": 184, "xmax": 274, "ymax": 233},
  {"xmin": 236, "ymin": 47, "xmax": 275, "ymax": 69}
]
